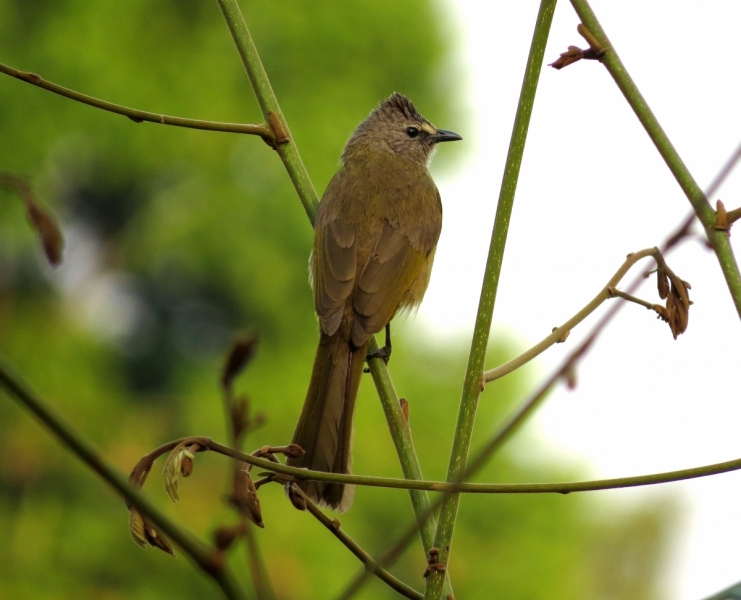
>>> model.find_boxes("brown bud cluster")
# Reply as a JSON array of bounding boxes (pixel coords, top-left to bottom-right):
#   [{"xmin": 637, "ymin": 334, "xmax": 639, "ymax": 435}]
[
  {"xmin": 653, "ymin": 266, "xmax": 691, "ymax": 339},
  {"xmin": 423, "ymin": 547, "xmax": 446, "ymax": 578},
  {"xmin": 549, "ymin": 46, "xmax": 586, "ymax": 70},
  {"xmin": 163, "ymin": 442, "xmax": 201, "ymax": 503},
  {"xmin": 129, "ymin": 509, "xmax": 174, "ymax": 556},
  {"xmin": 550, "ymin": 24, "xmax": 606, "ymax": 70}
]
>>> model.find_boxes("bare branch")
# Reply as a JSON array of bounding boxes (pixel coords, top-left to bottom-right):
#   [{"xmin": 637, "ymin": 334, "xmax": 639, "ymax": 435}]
[
  {"xmin": 292, "ymin": 485, "xmax": 424, "ymax": 600},
  {"xmin": 0, "ymin": 62, "xmax": 274, "ymax": 141}
]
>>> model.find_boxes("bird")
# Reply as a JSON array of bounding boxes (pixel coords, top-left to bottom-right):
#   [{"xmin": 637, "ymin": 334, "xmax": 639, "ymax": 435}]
[{"xmin": 287, "ymin": 93, "xmax": 461, "ymax": 511}]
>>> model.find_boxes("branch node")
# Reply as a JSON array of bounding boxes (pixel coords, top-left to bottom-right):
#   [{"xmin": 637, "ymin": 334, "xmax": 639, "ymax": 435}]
[
  {"xmin": 423, "ymin": 547, "xmax": 446, "ymax": 578},
  {"xmin": 549, "ymin": 23, "xmax": 606, "ymax": 70},
  {"xmin": 267, "ymin": 110, "xmax": 290, "ymax": 146}
]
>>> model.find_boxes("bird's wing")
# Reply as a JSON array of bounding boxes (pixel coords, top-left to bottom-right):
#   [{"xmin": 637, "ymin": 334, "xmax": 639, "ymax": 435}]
[
  {"xmin": 351, "ymin": 219, "xmax": 437, "ymax": 347},
  {"xmin": 314, "ymin": 215, "xmax": 357, "ymax": 336}
]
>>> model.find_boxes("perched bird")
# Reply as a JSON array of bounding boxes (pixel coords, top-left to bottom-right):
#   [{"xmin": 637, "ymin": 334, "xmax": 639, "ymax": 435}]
[{"xmin": 287, "ymin": 93, "xmax": 461, "ymax": 511}]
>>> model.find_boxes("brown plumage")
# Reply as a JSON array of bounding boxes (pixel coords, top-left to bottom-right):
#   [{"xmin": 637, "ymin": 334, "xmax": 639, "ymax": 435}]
[{"xmin": 287, "ymin": 93, "xmax": 461, "ymax": 511}]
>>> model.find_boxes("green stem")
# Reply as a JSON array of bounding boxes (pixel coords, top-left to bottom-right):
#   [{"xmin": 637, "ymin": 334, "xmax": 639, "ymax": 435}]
[
  {"xmin": 214, "ymin": 0, "xmax": 449, "ymax": 582},
  {"xmin": 0, "ymin": 358, "xmax": 246, "ymax": 600},
  {"xmin": 424, "ymin": 2, "xmax": 557, "ymax": 598},
  {"xmin": 0, "ymin": 62, "xmax": 272, "ymax": 139},
  {"xmin": 184, "ymin": 437, "xmax": 741, "ymax": 495},
  {"xmin": 215, "ymin": 0, "xmax": 319, "ymax": 222},
  {"xmin": 298, "ymin": 486, "xmax": 423, "ymax": 600},
  {"xmin": 569, "ymin": 0, "xmax": 741, "ymax": 319},
  {"xmin": 365, "ymin": 339, "xmax": 454, "ymax": 597}
]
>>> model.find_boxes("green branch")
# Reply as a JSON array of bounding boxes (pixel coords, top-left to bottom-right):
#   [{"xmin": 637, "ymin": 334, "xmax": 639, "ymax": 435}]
[
  {"xmin": 424, "ymin": 1, "xmax": 557, "ymax": 598},
  {"xmin": 296, "ymin": 485, "xmax": 423, "ymax": 600},
  {"xmin": 215, "ymin": 0, "xmax": 319, "ymax": 222},
  {"xmin": 0, "ymin": 358, "xmax": 247, "ymax": 600},
  {"xmin": 568, "ymin": 0, "xmax": 741, "ymax": 319},
  {"xmin": 0, "ymin": 62, "xmax": 273, "ymax": 139},
  {"xmin": 138, "ymin": 435, "xmax": 741, "ymax": 496},
  {"xmin": 365, "ymin": 338, "xmax": 454, "ymax": 596}
]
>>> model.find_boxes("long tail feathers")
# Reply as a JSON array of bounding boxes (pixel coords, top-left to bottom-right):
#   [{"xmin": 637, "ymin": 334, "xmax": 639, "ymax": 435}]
[{"xmin": 287, "ymin": 332, "xmax": 367, "ymax": 512}]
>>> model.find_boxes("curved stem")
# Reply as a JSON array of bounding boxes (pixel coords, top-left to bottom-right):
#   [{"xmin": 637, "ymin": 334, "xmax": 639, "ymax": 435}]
[
  {"xmin": 0, "ymin": 62, "xmax": 272, "ymax": 139},
  {"xmin": 0, "ymin": 358, "xmax": 246, "ymax": 600},
  {"xmin": 569, "ymin": 0, "xmax": 741, "ymax": 319},
  {"xmin": 483, "ymin": 247, "xmax": 657, "ymax": 384}
]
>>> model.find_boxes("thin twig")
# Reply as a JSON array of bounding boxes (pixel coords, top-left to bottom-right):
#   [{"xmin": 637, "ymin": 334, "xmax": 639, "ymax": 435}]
[
  {"xmin": 568, "ymin": 1, "xmax": 741, "ymax": 319},
  {"xmin": 128, "ymin": 419, "xmax": 741, "ymax": 496},
  {"xmin": 482, "ymin": 248, "xmax": 658, "ymax": 384},
  {"xmin": 606, "ymin": 287, "xmax": 655, "ymax": 310},
  {"xmin": 0, "ymin": 358, "xmax": 246, "ymax": 600},
  {"xmin": 424, "ymin": 2, "xmax": 557, "ymax": 598},
  {"xmin": 294, "ymin": 485, "xmax": 423, "ymax": 600},
  {"xmin": 365, "ymin": 337, "xmax": 454, "ymax": 595},
  {"xmin": 0, "ymin": 62, "xmax": 274, "ymax": 140}
]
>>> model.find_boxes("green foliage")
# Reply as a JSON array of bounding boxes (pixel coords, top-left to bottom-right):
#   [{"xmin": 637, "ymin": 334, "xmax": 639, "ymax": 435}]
[{"xmin": 0, "ymin": 0, "xmax": 674, "ymax": 598}]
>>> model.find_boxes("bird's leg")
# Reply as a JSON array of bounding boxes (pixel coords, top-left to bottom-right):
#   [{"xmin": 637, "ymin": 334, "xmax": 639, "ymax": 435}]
[{"xmin": 365, "ymin": 323, "xmax": 392, "ymax": 368}]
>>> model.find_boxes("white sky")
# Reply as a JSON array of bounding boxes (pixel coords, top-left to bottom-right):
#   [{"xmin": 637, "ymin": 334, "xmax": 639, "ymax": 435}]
[{"xmin": 418, "ymin": 1, "xmax": 741, "ymax": 598}]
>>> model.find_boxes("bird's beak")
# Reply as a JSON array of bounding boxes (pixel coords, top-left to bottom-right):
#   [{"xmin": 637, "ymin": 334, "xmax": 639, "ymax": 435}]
[{"xmin": 429, "ymin": 129, "xmax": 462, "ymax": 143}]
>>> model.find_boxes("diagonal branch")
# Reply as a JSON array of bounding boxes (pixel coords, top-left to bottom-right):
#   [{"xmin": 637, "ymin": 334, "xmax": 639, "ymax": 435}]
[
  {"xmin": 0, "ymin": 61, "xmax": 274, "ymax": 140},
  {"xmin": 424, "ymin": 1, "xmax": 557, "ymax": 598},
  {"xmin": 0, "ymin": 358, "xmax": 246, "ymax": 600},
  {"xmin": 293, "ymin": 485, "xmax": 423, "ymax": 600},
  {"xmin": 567, "ymin": 0, "xmax": 741, "ymax": 320}
]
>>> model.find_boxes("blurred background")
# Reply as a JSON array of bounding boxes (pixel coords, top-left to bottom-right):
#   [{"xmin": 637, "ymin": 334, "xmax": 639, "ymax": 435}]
[{"xmin": 1, "ymin": 0, "xmax": 737, "ymax": 598}]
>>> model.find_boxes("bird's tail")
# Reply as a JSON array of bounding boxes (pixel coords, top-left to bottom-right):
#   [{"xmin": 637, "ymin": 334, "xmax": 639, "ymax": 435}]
[{"xmin": 287, "ymin": 330, "xmax": 367, "ymax": 512}]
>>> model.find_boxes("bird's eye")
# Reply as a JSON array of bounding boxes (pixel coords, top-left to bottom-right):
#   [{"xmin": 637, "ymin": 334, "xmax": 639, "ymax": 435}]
[{"xmin": 405, "ymin": 127, "xmax": 419, "ymax": 138}]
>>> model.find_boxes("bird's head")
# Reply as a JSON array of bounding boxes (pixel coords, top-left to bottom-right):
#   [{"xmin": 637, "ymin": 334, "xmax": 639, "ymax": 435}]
[{"xmin": 342, "ymin": 93, "xmax": 461, "ymax": 166}]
